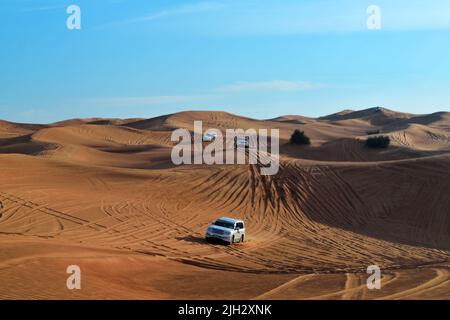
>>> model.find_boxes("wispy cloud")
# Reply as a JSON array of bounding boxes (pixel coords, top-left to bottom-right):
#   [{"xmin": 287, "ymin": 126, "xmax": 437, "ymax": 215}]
[
  {"xmin": 21, "ymin": 5, "xmax": 64, "ymax": 12},
  {"xmin": 217, "ymin": 80, "xmax": 325, "ymax": 93},
  {"xmin": 86, "ymin": 95, "xmax": 216, "ymax": 108},
  {"xmin": 85, "ymin": 81, "xmax": 323, "ymax": 108},
  {"xmin": 108, "ymin": 1, "xmax": 227, "ymax": 26},
  {"xmin": 97, "ymin": 0, "xmax": 450, "ymax": 34}
]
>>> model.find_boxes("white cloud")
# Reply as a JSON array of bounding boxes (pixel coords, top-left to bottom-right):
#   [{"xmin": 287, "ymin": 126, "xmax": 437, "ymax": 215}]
[
  {"xmin": 21, "ymin": 5, "xmax": 63, "ymax": 12},
  {"xmin": 217, "ymin": 80, "xmax": 324, "ymax": 93},
  {"xmin": 99, "ymin": 0, "xmax": 450, "ymax": 34},
  {"xmin": 86, "ymin": 95, "xmax": 216, "ymax": 108},
  {"xmin": 78, "ymin": 80, "xmax": 324, "ymax": 109},
  {"xmin": 113, "ymin": 1, "xmax": 227, "ymax": 26}
]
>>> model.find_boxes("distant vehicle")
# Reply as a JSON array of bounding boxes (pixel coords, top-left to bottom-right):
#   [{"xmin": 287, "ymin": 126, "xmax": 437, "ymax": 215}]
[
  {"xmin": 203, "ymin": 131, "xmax": 219, "ymax": 142},
  {"xmin": 235, "ymin": 136, "xmax": 250, "ymax": 148},
  {"xmin": 205, "ymin": 217, "xmax": 245, "ymax": 245}
]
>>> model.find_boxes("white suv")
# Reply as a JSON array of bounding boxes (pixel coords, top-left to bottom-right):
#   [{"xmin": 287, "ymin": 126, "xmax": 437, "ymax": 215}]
[
  {"xmin": 235, "ymin": 136, "xmax": 249, "ymax": 148},
  {"xmin": 205, "ymin": 217, "xmax": 245, "ymax": 245},
  {"xmin": 203, "ymin": 131, "xmax": 219, "ymax": 142}
]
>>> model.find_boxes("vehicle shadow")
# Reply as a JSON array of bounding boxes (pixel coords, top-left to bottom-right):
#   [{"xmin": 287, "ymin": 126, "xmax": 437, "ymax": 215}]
[{"xmin": 176, "ymin": 235, "xmax": 229, "ymax": 246}]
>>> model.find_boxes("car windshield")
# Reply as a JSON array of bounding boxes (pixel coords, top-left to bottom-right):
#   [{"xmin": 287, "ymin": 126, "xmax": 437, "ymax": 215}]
[{"xmin": 213, "ymin": 220, "xmax": 235, "ymax": 229}]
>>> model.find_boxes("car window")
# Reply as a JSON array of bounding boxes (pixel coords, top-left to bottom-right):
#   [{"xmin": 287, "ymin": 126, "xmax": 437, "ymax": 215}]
[
  {"xmin": 213, "ymin": 220, "xmax": 234, "ymax": 229},
  {"xmin": 236, "ymin": 222, "xmax": 244, "ymax": 229}
]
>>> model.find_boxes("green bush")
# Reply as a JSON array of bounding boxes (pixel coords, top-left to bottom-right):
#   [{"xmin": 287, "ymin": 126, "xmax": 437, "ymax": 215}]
[
  {"xmin": 366, "ymin": 136, "xmax": 390, "ymax": 148},
  {"xmin": 290, "ymin": 129, "xmax": 311, "ymax": 145},
  {"xmin": 366, "ymin": 129, "xmax": 381, "ymax": 135}
]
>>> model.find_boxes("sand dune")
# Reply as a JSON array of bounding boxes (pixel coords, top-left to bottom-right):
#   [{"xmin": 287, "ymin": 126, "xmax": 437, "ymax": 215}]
[
  {"xmin": 319, "ymin": 107, "xmax": 413, "ymax": 125},
  {"xmin": 0, "ymin": 107, "xmax": 449, "ymax": 299},
  {"xmin": 0, "ymin": 120, "xmax": 46, "ymax": 138}
]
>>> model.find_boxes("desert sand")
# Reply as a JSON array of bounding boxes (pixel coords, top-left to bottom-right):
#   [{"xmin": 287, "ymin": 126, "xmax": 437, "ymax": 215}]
[{"xmin": 0, "ymin": 107, "xmax": 449, "ymax": 299}]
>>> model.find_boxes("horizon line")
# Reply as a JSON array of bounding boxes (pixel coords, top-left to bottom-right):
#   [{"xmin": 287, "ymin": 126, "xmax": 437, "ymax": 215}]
[{"xmin": 1, "ymin": 106, "xmax": 448, "ymax": 125}]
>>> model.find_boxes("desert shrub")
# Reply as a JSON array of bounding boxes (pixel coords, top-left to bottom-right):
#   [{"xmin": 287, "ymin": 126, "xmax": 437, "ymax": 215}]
[
  {"xmin": 366, "ymin": 129, "xmax": 381, "ymax": 135},
  {"xmin": 290, "ymin": 129, "xmax": 311, "ymax": 145},
  {"xmin": 366, "ymin": 136, "xmax": 390, "ymax": 148}
]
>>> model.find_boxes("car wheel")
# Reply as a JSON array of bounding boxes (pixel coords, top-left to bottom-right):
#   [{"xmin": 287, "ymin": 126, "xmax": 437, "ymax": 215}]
[
  {"xmin": 240, "ymin": 235, "xmax": 244, "ymax": 243},
  {"xmin": 230, "ymin": 235, "xmax": 235, "ymax": 245}
]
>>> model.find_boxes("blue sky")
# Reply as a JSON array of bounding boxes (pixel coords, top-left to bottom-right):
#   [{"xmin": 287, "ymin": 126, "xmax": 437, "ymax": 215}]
[{"xmin": 1, "ymin": 0, "xmax": 450, "ymax": 123}]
